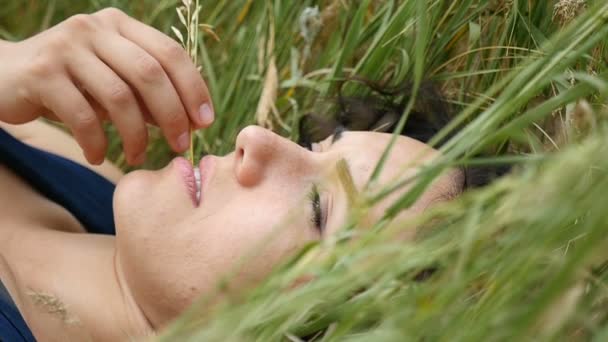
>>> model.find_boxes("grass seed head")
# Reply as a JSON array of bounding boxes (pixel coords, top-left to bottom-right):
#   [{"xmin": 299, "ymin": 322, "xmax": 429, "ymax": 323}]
[{"xmin": 553, "ymin": 0, "xmax": 587, "ymax": 25}]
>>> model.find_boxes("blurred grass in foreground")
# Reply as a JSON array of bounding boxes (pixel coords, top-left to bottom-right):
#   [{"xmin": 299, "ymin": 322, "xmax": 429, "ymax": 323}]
[{"xmin": 2, "ymin": 0, "xmax": 608, "ymax": 340}]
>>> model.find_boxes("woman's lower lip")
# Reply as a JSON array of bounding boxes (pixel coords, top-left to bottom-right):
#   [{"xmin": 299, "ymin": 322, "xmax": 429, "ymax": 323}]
[{"xmin": 173, "ymin": 156, "xmax": 198, "ymax": 206}]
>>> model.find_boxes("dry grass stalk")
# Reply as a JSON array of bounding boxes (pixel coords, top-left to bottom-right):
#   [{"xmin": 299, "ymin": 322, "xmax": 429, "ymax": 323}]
[
  {"xmin": 255, "ymin": 13, "xmax": 278, "ymax": 130},
  {"xmin": 553, "ymin": 0, "xmax": 587, "ymax": 25},
  {"xmin": 567, "ymin": 99, "xmax": 596, "ymax": 139},
  {"xmin": 537, "ymin": 282, "xmax": 585, "ymax": 338},
  {"xmin": 255, "ymin": 57, "xmax": 279, "ymax": 130}
]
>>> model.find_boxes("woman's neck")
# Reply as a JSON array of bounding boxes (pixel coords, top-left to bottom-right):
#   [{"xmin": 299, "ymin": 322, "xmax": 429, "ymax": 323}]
[
  {"xmin": 0, "ymin": 226, "xmax": 153, "ymax": 341},
  {"xmin": 112, "ymin": 247, "xmax": 156, "ymax": 337}
]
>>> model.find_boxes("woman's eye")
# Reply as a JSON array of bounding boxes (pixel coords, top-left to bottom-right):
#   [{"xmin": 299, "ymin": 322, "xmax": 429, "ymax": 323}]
[{"xmin": 309, "ymin": 185, "xmax": 323, "ymax": 232}]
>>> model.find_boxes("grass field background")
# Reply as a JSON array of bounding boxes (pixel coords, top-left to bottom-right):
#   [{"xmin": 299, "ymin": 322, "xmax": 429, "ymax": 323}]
[{"xmin": 2, "ymin": 0, "xmax": 608, "ymax": 340}]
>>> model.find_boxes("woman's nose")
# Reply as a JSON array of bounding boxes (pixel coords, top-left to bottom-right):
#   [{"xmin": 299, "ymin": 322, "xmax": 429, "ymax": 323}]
[{"xmin": 233, "ymin": 125, "xmax": 305, "ymax": 187}]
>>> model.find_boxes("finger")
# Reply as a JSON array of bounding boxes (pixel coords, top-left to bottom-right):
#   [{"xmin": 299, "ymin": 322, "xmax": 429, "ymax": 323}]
[
  {"xmin": 95, "ymin": 8, "xmax": 214, "ymax": 128},
  {"xmin": 67, "ymin": 52, "xmax": 149, "ymax": 165},
  {"xmin": 84, "ymin": 93, "xmax": 109, "ymax": 122},
  {"xmin": 132, "ymin": 91, "xmax": 157, "ymax": 126},
  {"xmin": 41, "ymin": 110, "xmax": 61, "ymax": 122},
  {"xmin": 39, "ymin": 77, "xmax": 107, "ymax": 165},
  {"xmin": 85, "ymin": 91, "xmax": 157, "ymax": 126},
  {"xmin": 92, "ymin": 33, "xmax": 190, "ymax": 153}
]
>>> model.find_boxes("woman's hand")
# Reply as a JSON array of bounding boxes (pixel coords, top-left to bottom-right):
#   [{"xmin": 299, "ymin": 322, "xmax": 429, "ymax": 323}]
[{"xmin": 0, "ymin": 8, "xmax": 214, "ymax": 165}]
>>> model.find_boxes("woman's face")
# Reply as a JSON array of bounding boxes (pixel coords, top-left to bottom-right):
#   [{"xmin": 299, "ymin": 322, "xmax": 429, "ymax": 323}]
[{"xmin": 113, "ymin": 125, "xmax": 463, "ymax": 326}]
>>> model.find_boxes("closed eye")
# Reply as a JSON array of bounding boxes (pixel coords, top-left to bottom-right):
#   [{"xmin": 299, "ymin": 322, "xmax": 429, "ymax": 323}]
[
  {"xmin": 308, "ymin": 184, "xmax": 323, "ymax": 233},
  {"xmin": 302, "ymin": 126, "xmax": 345, "ymax": 234}
]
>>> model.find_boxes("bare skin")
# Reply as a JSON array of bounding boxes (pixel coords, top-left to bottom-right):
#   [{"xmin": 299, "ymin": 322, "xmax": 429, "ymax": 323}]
[
  {"xmin": 0, "ymin": 8, "xmax": 215, "ymax": 165},
  {"xmin": 0, "ymin": 8, "xmax": 215, "ymax": 341},
  {"xmin": 0, "ymin": 120, "xmax": 463, "ymax": 341},
  {"xmin": 0, "ymin": 9, "xmax": 464, "ymax": 341},
  {"xmin": 0, "ymin": 120, "xmax": 123, "ymax": 183},
  {"xmin": 0, "ymin": 120, "xmax": 151, "ymax": 341},
  {"xmin": 0, "ymin": 7, "xmax": 215, "ymax": 338}
]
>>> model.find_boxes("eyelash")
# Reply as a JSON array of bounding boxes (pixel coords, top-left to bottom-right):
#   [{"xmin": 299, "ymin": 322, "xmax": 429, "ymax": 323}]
[
  {"xmin": 301, "ymin": 143, "xmax": 322, "ymax": 232},
  {"xmin": 303, "ymin": 126, "xmax": 345, "ymax": 233},
  {"xmin": 308, "ymin": 185, "xmax": 323, "ymax": 232}
]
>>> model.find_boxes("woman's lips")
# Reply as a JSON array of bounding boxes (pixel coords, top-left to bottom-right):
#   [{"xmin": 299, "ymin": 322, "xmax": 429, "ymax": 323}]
[
  {"xmin": 173, "ymin": 157, "xmax": 198, "ymax": 206},
  {"xmin": 174, "ymin": 155, "xmax": 214, "ymax": 207}
]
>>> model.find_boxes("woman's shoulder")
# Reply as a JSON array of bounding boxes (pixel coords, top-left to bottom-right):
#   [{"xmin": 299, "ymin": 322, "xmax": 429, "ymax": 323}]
[
  {"xmin": 0, "ymin": 120, "xmax": 123, "ymax": 184},
  {"xmin": 0, "ymin": 164, "xmax": 87, "ymax": 234},
  {"xmin": 0, "ymin": 121, "xmax": 118, "ymax": 235}
]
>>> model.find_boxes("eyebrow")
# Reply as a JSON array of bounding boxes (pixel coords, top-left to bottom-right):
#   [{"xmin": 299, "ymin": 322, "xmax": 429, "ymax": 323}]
[{"xmin": 330, "ymin": 126, "xmax": 345, "ymax": 145}]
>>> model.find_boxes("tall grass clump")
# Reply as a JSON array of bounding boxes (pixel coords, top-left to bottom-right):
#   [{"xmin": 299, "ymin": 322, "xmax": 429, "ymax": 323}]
[{"xmin": 1, "ymin": 0, "xmax": 608, "ymax": 340}]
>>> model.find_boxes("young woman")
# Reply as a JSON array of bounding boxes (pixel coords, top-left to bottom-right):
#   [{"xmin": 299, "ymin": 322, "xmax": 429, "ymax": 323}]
[{"xmin": 0, "ymin": 8, "xmax": 496, "ymax": 342}]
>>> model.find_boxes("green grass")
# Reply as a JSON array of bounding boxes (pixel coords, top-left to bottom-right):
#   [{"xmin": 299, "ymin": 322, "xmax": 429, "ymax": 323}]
[{"xmin": 2, "ymin": 0, "xmax": 608, "ymax": 340}]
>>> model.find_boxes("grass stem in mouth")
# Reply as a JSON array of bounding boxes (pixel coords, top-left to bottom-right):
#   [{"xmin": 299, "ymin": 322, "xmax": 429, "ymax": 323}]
[
  {"xmin": 189, "ymin": 126, "xmax": 194, "ymax": 165},
  {"xmin": 173, "ymin": 0, "xmax": 202, "ymax": 165}
]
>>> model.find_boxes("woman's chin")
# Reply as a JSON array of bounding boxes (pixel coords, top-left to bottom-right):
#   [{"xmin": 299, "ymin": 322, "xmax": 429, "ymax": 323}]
[{"xmin": 114, "ymin": 165, "xmax": 198, "ymax": 233}]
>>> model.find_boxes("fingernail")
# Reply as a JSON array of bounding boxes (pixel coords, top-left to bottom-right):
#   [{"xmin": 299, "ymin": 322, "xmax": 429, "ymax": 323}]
[
  {"xmin": 90, "ymin": 154, "xmax": 104, "ymax": 165},
  {"xmin": 133, "ymin": 151, "xmax": 146, "ymax": 165},
  {"xmin": 199, "ymin": 103, "xmax": 214, "ymax": 125},
  {"xmin": 177, "ymin": 131, "xmax": 190, "ymax": 151}
]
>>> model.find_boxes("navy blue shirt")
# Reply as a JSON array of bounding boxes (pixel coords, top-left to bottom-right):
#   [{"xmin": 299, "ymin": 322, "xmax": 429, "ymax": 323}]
[{"xmin": 0, "ymin": 128, "xmax": 116, "ymax": 341}]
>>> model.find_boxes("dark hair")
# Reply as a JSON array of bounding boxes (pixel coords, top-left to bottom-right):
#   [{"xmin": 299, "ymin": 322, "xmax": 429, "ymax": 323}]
[{"xmin": 297, "ymin": 80, "xmax": 510, "ymax": 189}]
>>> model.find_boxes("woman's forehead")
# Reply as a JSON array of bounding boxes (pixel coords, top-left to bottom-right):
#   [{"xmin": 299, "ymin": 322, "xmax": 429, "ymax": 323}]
[
  {"xmin": 325, "ymin": 131, "xmax": 441, "ymax": 188},
  {"xmin": 321, "ymin": 131, "xmax": 462, "ymax": 236}
]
